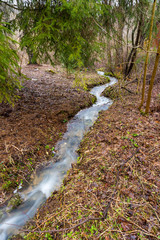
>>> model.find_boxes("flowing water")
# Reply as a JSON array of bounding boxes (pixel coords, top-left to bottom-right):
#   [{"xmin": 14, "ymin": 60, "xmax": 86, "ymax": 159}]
[{"xmin": 0, "ymin": 72, "xmax": 117, "ymax": 240}]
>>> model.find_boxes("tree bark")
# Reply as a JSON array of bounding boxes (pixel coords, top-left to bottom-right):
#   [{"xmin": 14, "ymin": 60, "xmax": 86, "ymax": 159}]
[
  {"xmin": 145, "ymin": 41, "xmax": 160, "ymax": 114},
  {"xmin": 139, "ymin": 0, "xmax": 157, "ymax": 110},
  {"xmin": 26, "ymin": 48, "xmax": 37, "ymax": 65},
  {"xmin": 107, "ymin": 37, "xmax": 113, "ymax": 71},
  {"xmin": 124, "ymin": 10, "xmax": 144, "ymax": 78}
]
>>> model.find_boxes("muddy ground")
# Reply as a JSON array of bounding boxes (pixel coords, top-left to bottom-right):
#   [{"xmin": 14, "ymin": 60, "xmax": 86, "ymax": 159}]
[{"xmin": 0, "ymin": 64, "xmax": 108, "ymax": 206}]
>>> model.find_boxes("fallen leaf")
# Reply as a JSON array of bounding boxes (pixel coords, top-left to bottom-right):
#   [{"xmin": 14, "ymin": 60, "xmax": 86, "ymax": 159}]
[{"xmin": 121, "ymin": 221, "xmax": 132, "ymax": 231}]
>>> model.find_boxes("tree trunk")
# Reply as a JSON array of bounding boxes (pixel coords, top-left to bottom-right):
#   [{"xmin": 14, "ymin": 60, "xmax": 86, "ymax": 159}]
[
  {"xmin": 145, "ymin": 41, "xmax": 160, "ymax": 114},
  {"xmin": 106, "ymin": 37, "xmax": 113, "ymax": 71},
  {"xmin": 124, "ymin": 12, "xmax": 143, "ymax": 78},
  {"xmin": 139, "ymin": 0, "xmax": 157, "ymax": 110},
  {"xmin": 26, "ymin": 48, "xmax": 37, "ymax": 65},
  {"xmin": 115, "ymin": 9, "xmax": 124, "ymax": 68}
]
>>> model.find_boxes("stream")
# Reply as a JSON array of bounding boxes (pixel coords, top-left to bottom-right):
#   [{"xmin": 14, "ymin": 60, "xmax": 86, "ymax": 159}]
[{"xmin": 0, "ymin": 72, "xmax": 117, "ymax": 240}]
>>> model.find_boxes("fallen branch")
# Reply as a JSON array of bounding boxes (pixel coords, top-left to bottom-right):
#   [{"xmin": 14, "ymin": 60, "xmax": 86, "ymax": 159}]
[
  {"xmin": 124, "ymin": 78, "xmax": 138, "ymax": 86},
  {"xmin": 121, "ymin": 87, "xmax": 135, "ymax": 94}
]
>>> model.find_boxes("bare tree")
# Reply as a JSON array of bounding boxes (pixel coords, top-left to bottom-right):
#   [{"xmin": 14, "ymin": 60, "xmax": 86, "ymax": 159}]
[
  {"xmin": 139, "ymin": 0, "xmax": 157, "ymax": 110},
  {"xmin": 145, "ymin": 41, "xmax": 160, "ymax": 114}
]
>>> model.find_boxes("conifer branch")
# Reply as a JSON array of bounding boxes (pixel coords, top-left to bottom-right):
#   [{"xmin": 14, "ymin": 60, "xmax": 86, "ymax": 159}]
[{"xmin": 0, "ymin": 0, "xmax": 23, "ymax": 10}]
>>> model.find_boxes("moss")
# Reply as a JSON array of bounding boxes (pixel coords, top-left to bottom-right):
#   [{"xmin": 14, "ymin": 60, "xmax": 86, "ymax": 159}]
[
  {"xmin": 91, "ymin": 95, "xmax": 97, "ymax": 104},
  {"xmin": 73, "ymin": 71, "xmax": 111, "ymax": 92},
  {"xmin": 104, "ymin": 72, "xmax": 122, "ymax": 79},
  {"xmin": 2, "ymin": 180, "xmax": 13, "ymax": 190},
  {"xmin": 102, "ymin": 85, "xmax": 120, "ymax": 100},
  {"xmin": 104, "ymin": 76, "xmax": 110, "ymax": 82},
  {"xmin": 96, "ymin": 68, "xmax": 105, "ymax": 71},
  {"xmin": 0, "ymin": 210, "xmax": 3, "ymax": 219},
  {"xmin": 86, "ymin": 76, "xmax": 110, "ymax": 89},
  {"xmin": 45, "ymin": 69, "xmax": 56, "ymax": 74},
  {"xmin": 104, "ymin": 72, "xmax": 115, "ymax": 77},
  {"xmin": 6, "ymin": 193, "xmax": 23, "ymax": 212}
]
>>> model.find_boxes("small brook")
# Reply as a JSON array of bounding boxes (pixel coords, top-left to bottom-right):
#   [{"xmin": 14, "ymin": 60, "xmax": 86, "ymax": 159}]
[{"xmin": 0, "ymin": 72, "xmax": 117, "ymax": 239}]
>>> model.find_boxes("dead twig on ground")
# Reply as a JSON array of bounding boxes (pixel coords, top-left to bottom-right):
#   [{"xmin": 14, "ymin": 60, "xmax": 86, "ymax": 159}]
[
  {"xmin": 20, "ymin": 150, "xmax": 139, "ymax": 235},
  {"xmin": 121, "ymin": 87, "xmax": 135, "ymax": 94}
]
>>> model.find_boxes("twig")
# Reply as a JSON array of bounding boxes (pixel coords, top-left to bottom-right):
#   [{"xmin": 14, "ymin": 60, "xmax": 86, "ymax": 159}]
[
  {"xmin": 0, "ymin": 0, "xmax": 23, "ymax": 10},
  {"xmin": 145, "ymin": 202, "xmax": 160, "ymax": 223},
  {"xmin": 92, "ymin": 16, "xmax": 157, "ymax": 54},
  {"xmin": 20, "ymin": 216, "xmax": 103, "ymax": 233},
  {"xmin": 103, "ymin": 150, "xmax": 139, "ymax": 218},
  {"xmin": 20, "ymin": 150, "xmax": 139, "ymax": 235},
  {"xmin": 92, "ymin": 16, "xmax": 138, "ymax": 49},
  {"xmin": 121, "ymin": 215, "xmax": 159, "ymax": 239},
  {"xmin": 11, "ymin": 145, "xmax": 24, "ymax": 154},
  {"xmin": 121, "ymin": 87, "xmax": 135, "ymax": 94},
  {"xmin": 124, "ymin": 78, "xmax": 138, "ymax": 86},
  {"xmin": 33, "ymin": 202, "xmax": 76, "ymax": 231}
]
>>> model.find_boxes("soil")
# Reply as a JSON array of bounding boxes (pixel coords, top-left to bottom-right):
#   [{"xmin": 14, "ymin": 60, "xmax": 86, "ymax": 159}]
[
  {"xmin": 12, "ymin": 68, "xmax": 160, "ymax": 240},
  {"xmin": 0, "ymin": 63, "xmax": 160, "ymax": 240},
  {"xmin": 0, "ymin": 64, "xmax": 105, "ymax": 206}
]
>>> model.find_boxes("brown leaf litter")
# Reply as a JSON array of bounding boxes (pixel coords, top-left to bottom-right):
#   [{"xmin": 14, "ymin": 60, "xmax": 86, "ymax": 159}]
[{"xmin": 11, "ymin": 69, "xmax": 160, "ymax": 239}]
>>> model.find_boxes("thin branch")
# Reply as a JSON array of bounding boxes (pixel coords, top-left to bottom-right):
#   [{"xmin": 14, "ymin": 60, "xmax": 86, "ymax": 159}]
[
  {"xmin": 92, "ymin": 16, "xmax": 157, "ymax": 54},
  {"xmin": 92, "ymin": 16, "xmax": 141, "ymax": 49},
  {"xmin": 0, "ymin": 1, "xmax": 42, "ymax": 11},
  {"xmin": 20, "ymin": 216, "xmax": 103, "ymax": 234},
  {"xmin": 124, "ymin": 78, "xmax": 138, "ymax": 86},
  {"xmin": 121, "ymin": 86, "xmax": 135, "ymax": 94},
  {"xmin": 19, "ymin": 150, "xmax": 139, "ymax": 235},
  {"xmin": 0, "ymin": 0, "xmax": 23, "ymax": 10}
]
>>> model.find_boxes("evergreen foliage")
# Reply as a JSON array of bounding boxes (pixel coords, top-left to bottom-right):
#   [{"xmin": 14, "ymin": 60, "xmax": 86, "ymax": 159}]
[
  {"xmin": 15, "ymin": 0, "xmax": 100, "ymax": 70},
  {"xmin": 0, "ymin": 0, "xmax": 159, "ymax": 105},
  {"xmin": 0, "ymin": 14, "xmax": 21, "ymax": 104}
]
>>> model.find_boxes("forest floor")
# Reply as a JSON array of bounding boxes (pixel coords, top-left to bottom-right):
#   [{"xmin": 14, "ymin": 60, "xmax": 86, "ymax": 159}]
[
  {"xmin": 0, "ymin": 64, "xmax": 109, "ymax": 207},
  {"xmin": 0, "ymin": 63, "xmax": 160, "ymax": 240}
]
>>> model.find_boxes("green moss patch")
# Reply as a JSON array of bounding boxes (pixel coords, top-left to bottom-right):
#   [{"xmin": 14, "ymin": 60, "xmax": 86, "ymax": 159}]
[
  {"xmin": 73, "ymin": 71, "xmax": 110, "ymax": 91},
  {"xmin": 104, "ymin": 72, "xmax": 122, "ymax": 79},
  {"xmin": 102, "ymin": 84, "xmax": 120, "ymax": 100},
  {"xmin": 6, "ymin": 193, "xmax": 23, "ymax": 212}
]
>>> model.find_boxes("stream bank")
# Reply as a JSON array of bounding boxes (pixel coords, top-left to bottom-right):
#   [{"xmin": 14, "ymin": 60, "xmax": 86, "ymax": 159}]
[
  {"xmin": 0, "ymin": 65, "xmax": 109, "ymax": 210},
  {"xmin": 0, "ymin": 69, "xmax": 116, "ymax": 239},
  {"xmin": 15, "ymin": 80, "xmax": 160, "ymax": 240},
  {"xmin": 1, "ymin": 64, "xmax": 159, "ymax": 239}
]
